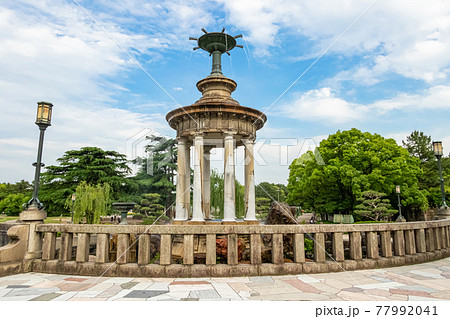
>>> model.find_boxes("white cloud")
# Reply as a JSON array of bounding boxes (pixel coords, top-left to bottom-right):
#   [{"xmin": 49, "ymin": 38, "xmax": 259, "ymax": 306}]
[
  {"xmin": 279, "ymin": 87, "xmax": 365, "ymax": 123},
  {"xmin": 219, "ymin": 0, "xmax": 450, "ymax": 83}
]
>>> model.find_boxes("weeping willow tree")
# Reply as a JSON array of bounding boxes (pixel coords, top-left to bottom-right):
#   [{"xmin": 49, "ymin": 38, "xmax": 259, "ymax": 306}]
[
  {"xmin": 66, "ymin": 182, "xmax": 111, "ymax": 224},
  {"xmin": 210, "ymin": 170, "xmax": 245, "ymax": 219}
]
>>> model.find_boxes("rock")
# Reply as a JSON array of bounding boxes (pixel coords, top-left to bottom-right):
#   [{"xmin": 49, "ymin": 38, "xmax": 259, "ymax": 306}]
[
  {"xmin": 264, "ymin": 201, "xmax": 296, "ymax": 225},
  {"xmin": 216, "ymin": 238, "xmax": 245, "ymax": 261}
]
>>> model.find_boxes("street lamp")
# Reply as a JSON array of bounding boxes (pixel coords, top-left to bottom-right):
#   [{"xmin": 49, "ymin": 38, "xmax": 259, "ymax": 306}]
[
  {"xmin": 433, "ymin": 141, "xmax": 448, "ymax": 218},
  {"xmin": 395, "ymin": 185, "xmax": 406, "ymax": 222},
  {"xmin": 71, "ymin": 194, "xmax": 76, "ymax": 223},
  {"xmin": 28, "ymin": 102, "xmax": 53, "ymax": 209}
]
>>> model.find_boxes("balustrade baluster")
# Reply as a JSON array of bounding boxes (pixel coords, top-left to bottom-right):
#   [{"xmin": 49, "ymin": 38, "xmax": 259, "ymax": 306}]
[
  {"xmin": 404, "ymin": 230, "xmax": 416, "ymax": 255},
  {"xmin": 138, "ymin": 234, "xmax": 151, "ymax": 265},
  {"xmin": 293, "ymin": 233, "xmax": 305, "ymax": 263},
  {"xmin": 160, "ymin": 234, "xmax": 172, "ymax": 265},
  {"xmin": 206, "ymin": 234, "xmax": 216, "ymax": 265},
  {"xmin": 394, "ymin": 230, "xmax": 405, "ymax": 256},
  {"xmin": 59, "ymin": 233, "xmax": 73, "ymax": 261},
  {"xmin": 76, "ymin": 233, "xmax": 90, "ymax": 262},
  {"xmin": 183, "ymin": 234, "xmax": 194, "ymax": 265},
  {"xmin": 366, "ymin": 231, "xmax": 379, "ymax": 259},
  {"xmin": 272, "ymin": 233, "xmax": 284, "ymax": 264},
  {"xmin": 415, "ymin": 229, "xmax": 426, "ymax": 253},
  {"xmin": 42, "ymin": 232, "xmax": 56, "ymax": 260},
  {"xmin": 117, "ymin": 233, "xmax": 130, "ymax": 264},
  {"xmin": 380, "ymin": 231, "xmax": 392, "ymax": 257},
  {"xmin": 227, "ymin": 234, "xmax": 238, "ymax": 265},
  {"xmin": 349, "ymin": 232, "xmax": 362, "ymax": 260},
  {"xmin": 314, "ymin": 233, "xmax": 326, "ymax": 262}
]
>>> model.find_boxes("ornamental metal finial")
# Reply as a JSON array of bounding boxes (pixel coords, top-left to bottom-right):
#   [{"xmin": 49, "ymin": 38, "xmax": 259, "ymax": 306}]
[{"xmin": 189, "ymin": 28, "xmax": 243, "ymax": 76}]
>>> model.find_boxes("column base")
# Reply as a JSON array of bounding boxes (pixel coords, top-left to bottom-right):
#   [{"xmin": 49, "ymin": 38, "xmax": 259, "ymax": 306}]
[{"xmin": 187, "ymin": 220, "xmax": 205, "ymax": 225}]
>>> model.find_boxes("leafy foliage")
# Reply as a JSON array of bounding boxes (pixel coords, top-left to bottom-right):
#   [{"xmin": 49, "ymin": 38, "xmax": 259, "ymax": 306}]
[
  {"xmin": 131, "ymin": 135, "xmax": 176, "ymax": 212},
  {"xmin": 67, "ymin": 181, "xmax": 111, "ymax": 224},
  {"xmin": 210, "ymin": 169, "xmax": 245, "ymax": 219},
  {"xmin": 40, "ymin": 147, "xmax": 133, "ymax": 215},
  {"xmin": 287, "ymin": 129, "xmax": 427, "ymax": 219},
  {"xmin": 0, "ymin": 193, "xmax": 31, "ymax": 216},
  {"xmin": 354, "ymin": 190, "xmax": 398, "ymax": 221},
  {"xmin": 134, "ymin": 193, "xmax": 166, "ymax": 224}
]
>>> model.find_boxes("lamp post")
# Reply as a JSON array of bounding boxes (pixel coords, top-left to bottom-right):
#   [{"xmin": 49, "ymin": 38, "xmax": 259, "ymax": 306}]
[
  {"xmin": 432, "ymin": 141, "xmax": 448, "ymax": 219},
  {"xmin": 28, "ymin": 102, "xmax": 53, "ymax": 209},
  {"xmin": 395, "ymin": 185, "xmax": 406, "ymax": 222},
  {"xmin": 71, "ymin": 194, "xmax": 76, "ymax": 223}
]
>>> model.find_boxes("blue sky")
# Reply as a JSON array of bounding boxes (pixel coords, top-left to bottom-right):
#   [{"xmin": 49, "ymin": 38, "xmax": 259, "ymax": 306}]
[{"xmin": 1, "ymin": 0, "xmax": 450, "ymax": 185}]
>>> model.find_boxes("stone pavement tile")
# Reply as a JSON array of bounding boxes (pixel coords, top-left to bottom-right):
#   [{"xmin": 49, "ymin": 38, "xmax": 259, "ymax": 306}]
[
  {"xmin": 57, "ymin": 282, "xmax": 93, "ymax": 292},
  {"xmin": 273, "ymin": 275, "xmax": 298, "ymax": 280},
  {"xmin": 400, "ymin": 285, "xmax": 439, "ymax": 293},
  {"xmin": 210, "ymin": 282, "xmax": 242, "ymax": 300},
  {"xmin": 0, "ymin": 295, "xmax": 42, "ymax": 301},
  {"xmin": 238, "ymin": 291, "xmax": 251, "ymax": 299},
  {"xmin": 131, "ymin": 282, "xmax": 153, "ymax": 290},
  {"xmin": 342, "ymin": 287, "xmax": 364, "ymax": 293},
  {"xmin": 170, "ymin": 280, "xmax": 210, "ymax": 285},
  {"xmin": 33, "ymin": 280, "xmax": 63, "ymax": 288},
  {"xmin": 181, "ymin": 297, "xmax": 199, "ymax": 301},
  {"xmin": 30, "ymin": 292, "xmax": 62, "ymax": 301},
  {"xmin": 97, "ymin": 285, "xmax": 123, "ymax": 299},
  {"xmin": 68, "ymin": 297, "xmax": 108, "ymax": 301},
  {"xmin": 64, "ymin": 277, "xmax": 88, "ymax": 282},
  {"xmin": 113, "ymin": 298, "xmax": 144, "ymax": 301},
  {"xmin": 296, "ymin": 274, "xmax": 321, "ymax": 283},
  {"xmin": 283, "ymin": 279, "xmax": 322, "ymax": 293},
  {"xmin": 365, "ymin": 288, "xmax": 392, "ymax": 298},
  {"xmin": 323, "ymin": 278, "xmax": 353, "ymax": 290},
  {"xmin": 355, "ymin": 282, "xmax": 406, "ymax": 290},
  {"xmin": 336, "ymin": 291, "xmax": 375, "ymax": 301},
  {"xmin": 124, "ymin": 290, "xmax": 167, "ymax": 298},
  {"xmin": 188, "ymin": 289, "xmax": 221, "ymax": 299},
  {"xmin": 120, "ymin": 281, "xmax": 138, "ymax": 289},
  {"xmin": 147, "ymin": 282, "xmax": 171, "ymax": 291},
  {"xmin": 409, "ymin": 295, "xmax": 447, "ymax": 301},
  {"xmin": 73, "ymin": 290, "xmax": 101, "ymax": 298},
  {"xmin": 248, "ymin": 282, "xmax": 301, "ymax": 296},
  {"xmin": 103, "ymin": 277, "xmax": 134, "ymax": 284},
  {"xmin": 6, "ymin": 287, "xmax": 60, "ymax": 297},
  {"xmin": 174, "ymin": 278, "xmax": 211, "ymax": 282},
  {"xmin": 0, "ymin": 280, "xmax": 27, "ymax": 286},
  {"xmin": 169, "ymin": 284, "xmax": 213, "ymax": 292},
  {"xmin": 52, "ymin": 291, "xmax": 78, "ymax": 301},
  {"xmin": 430, "ymin": 291, "xmax": 450, "ymax": 300},
  {"xmin": 212, "ymin": 277, "xmax": 250, "ymax": 283},
  {"xmin": 6, "ymin": 284, "xmax": 31, "ymax": 288},
  {"xmin": 441, "ymin": 273, "xmax": 450, "ymax": 279},
  {"xmin": 420, "ymin": 279, "xmax": 450, "ymax": 289},
  {"xmin": 389, "ymin": 288, "xmax": 432, "ymax": 297},
  {"xmin": 249, "ymin": 276, "xmax": 274, "ymax": 283},
  {"xmin": 151, "ymin": 278, "xmax": 174, "ymax": 282},
  {"xmin": 417, "ymin": 267, "xmax": 444, "ymax": 274},
  {"xmin": 370, "ymin": 276, "xmax": 392, "ymax": 283},
  {"xmin": 384, "ymin": 293, "xmax": 407, "ymax": 300},
  {"xmin": 107, "ymin": 289, "xmax": 132, "ymax": 301},
  {"xmin": 164, "ymin": 291, "xmax": 190, "ymax": 299},
  {"xmin": 85, "ymin": 282, "xmax": 114, "ymax": 293},
  {"xmin": 410, "ymin": 270, "xmax": 444, "ymax": 279},
  {"xmin": 228, "ymin": 282, "xmax": 253, "ymax": 293},
  {"xmin": 42, "ymin": 275, "xmax": 71, "ymax": 281},
  {"xmin": 387, "ymin": 273, "xmax": 446, "ymax": 291},
  {"xmin": 0, "ymin": 288, "xmax": 12, "ymax": 297},
  {"xmin": 249, "ymin": 292, "xmax": 330, "ymax": 301},
  {"xmin": 309, "ymin": 282, "xmax": 340, "ymax": 294}
]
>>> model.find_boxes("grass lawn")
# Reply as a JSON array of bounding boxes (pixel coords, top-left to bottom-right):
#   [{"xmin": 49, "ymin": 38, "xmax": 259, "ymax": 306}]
[{"xmin": 0, "ymin": 215, "xmax": 70, "ymax": 224}]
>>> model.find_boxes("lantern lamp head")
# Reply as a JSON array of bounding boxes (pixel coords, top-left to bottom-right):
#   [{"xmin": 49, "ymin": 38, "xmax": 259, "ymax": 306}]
[
  {"xmin": 432, "ymin": 141, "xmax": 443, "ymax": 157},
  {"xmin": 396, "ymin": 185, "xmax": 401, "ymax": 194},
  {"xmin": 36, "ymin": 101, "xmax": 53, "ymax": 127}
]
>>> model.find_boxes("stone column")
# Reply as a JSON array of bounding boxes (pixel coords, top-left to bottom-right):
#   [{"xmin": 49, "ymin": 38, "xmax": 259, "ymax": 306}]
[
  {"xmin": 175, "ymin": 137, "xmax": 187, "ymax": 221},
  {"xmin": 192, "ymin": 134, "xmax": 204, "ymax": 221},
  {"xmin": 203, "ymin": 147, "xmax": 211, "ymax": 220},
  {"xmin": 223, "ymin": 132, "xmax": 236, "ymax": 221},
  {"xmin": 184, "ymin": 143, "xmax": 191, "ymax": 219},
  {"xmin": 243, "ymin": 138, "xmax": 256, "ymax": 221},
  {"xmin": 20, "ymin": 206, "xmax": 46, "ymax": 260}
]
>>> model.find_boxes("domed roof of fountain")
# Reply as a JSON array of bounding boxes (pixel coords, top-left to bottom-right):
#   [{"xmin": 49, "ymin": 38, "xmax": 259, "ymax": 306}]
[{"xmin": 166, "ymin": 28, "xmax": 266, "ymax": 141}]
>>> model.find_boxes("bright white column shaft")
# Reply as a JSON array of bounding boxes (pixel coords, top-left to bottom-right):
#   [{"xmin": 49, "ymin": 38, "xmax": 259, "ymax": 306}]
[
  {"xmin": 223, "ymin": 133, "xmax": 236, "ymax": 221},
  {"xmin": 192, "ymin": 134, "xmax": 204, "ymax": 221}
]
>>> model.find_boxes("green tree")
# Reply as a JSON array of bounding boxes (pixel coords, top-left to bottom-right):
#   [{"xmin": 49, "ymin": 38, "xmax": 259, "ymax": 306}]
[
  {"xmin": 40, "ymin": 147, "xmax": 133, "ymax": 215},
  {"xmin": 354, "ymin": 190, "xmax": 397, "ymax": 221},
  {"xmin": 402, "ymin": 131, "xmax": 450, "ymax": 208},
  {"xmin": 0, "ymin": 193, "xmax": 31, "ymax": 216},
  {"xmin": 134, "ymin": 193, "xmax": 166, "ymax": 224},
  {"xmin": 67, "ymin": 181, "xmax": 111, "ymax": 224},
  {"xmin": 132, "ymin": 135, "xmax": 177, "ymax": 212},
  {"xmin": 287, "ymin": 129, "xmax": 427, "ymax": 219},
  {"xmin": 210, "ymin": 170, "xmax": 245, "ymax": 219},
  {"xmin": 256, "ymin": 182, "xmax": 288, "ymax": 202}
]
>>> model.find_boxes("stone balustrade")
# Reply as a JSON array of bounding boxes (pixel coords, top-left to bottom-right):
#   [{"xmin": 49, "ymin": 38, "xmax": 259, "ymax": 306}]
[{"xmin": 19, "ymin": 219, "xmax": 450, "ymax": 278}]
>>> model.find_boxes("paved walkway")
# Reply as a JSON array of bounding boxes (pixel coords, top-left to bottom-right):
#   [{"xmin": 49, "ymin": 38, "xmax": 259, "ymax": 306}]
[{"xmin": 1, "ymin": 258, "xmax": 450, "ymax": 301}]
